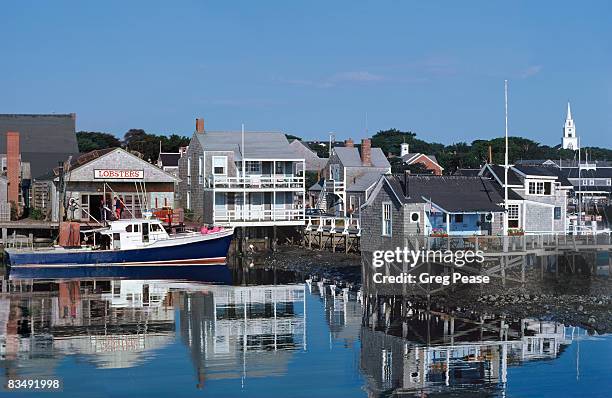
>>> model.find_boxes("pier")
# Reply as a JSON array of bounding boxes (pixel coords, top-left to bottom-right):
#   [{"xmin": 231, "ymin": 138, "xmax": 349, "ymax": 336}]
[{"xmin": 302, "ymin": 215, "xmax": 361, "ymax": 253}]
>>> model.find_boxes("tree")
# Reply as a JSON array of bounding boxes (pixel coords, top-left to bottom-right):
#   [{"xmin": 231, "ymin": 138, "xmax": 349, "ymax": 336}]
[
  {"xmin": 123, "ymin": 129, "xmax": 190, "ymax": 163},
  {"xmin": 76, "ymin": 131, "xmax": 121, "ymax": 152}
]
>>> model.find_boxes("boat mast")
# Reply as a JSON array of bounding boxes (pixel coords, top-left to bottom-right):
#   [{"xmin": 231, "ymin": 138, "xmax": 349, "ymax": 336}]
[{"xmin": 503, "ymin": 80, "xmax": 509, "ymax": 237}]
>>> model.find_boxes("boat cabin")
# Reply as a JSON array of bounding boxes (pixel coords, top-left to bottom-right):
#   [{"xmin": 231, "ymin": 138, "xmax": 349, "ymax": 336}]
[{"xmin": 101, "ymin": 219, "xmax": 170, "ymax": 250}]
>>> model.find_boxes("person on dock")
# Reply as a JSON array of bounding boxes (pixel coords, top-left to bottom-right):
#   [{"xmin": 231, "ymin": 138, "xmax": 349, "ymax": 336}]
[
  {"xmin": 114, "ymin": 196, "xmax": 121, "ymax": 220},
  {"xmin": 119, "ymin": 196, "xmax": 125, "ymax": 219}
]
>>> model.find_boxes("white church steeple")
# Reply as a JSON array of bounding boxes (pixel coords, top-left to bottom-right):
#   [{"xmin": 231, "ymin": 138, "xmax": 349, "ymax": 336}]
[{"xmin": 562, "ymin": 101, "xmax": 578, "ymax": 150}]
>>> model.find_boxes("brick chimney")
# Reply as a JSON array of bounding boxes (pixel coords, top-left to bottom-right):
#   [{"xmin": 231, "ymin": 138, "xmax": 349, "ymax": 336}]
[
  {"xmin": 6, "ymin": 132, "xmax": 20, "ymax": 205},
  {"xmin": 195, "ymin": 118, "xmax": 205, "ymax": 133},
  {"xmin": 361, "ymin": 138, "xmax": 372, "ymax": 166},
  {"xmin": 345, "ymin": 138, "xmax": 354, "ymax": 147}
]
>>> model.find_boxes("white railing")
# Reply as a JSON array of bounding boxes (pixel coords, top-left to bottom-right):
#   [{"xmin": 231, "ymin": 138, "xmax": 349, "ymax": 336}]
[
  {"xmin": 327, "ymin": 179, "xmax": 345, "ymax": 194},
  {"xmin": 215, "ymin": 208, "xmax": 305, "ymax": 223},
  {"xmin": 212, "ymin": 175, "xmax": 304, "ymax": 190},
  {"xmin": 305, "ymin": 215, "xmax": 361, "ymax": 235}
]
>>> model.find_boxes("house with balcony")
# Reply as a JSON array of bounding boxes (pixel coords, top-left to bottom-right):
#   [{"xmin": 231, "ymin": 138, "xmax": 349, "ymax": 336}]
[
  {"xmin": 310, "ymin": 138, "xmax": 390, "ymax": 217},
  {"xmin": 178, "ymin": 118, "xmax": 305, "ymax": 227},
  {"xmin": 479, "ymin": 164, "xmax": 572, "ymax": 233}
]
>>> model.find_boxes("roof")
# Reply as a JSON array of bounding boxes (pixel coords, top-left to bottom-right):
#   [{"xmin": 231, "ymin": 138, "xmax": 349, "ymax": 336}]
[
  {"xmin": 0, "ymin": 114, "xmax": 79, "ymax": 179},
  {"xmin": 333, "ymin": 147, "xmax": 390, "ymax": 168},
  {"xmin": 379, "ymin": 175, "xmax": 504, "ymax": 212},
  {"xmin": 288, "ymin": 140, "xmax": 326, "ymax": 171},
  {"xmin": 485, "ymin": 164, "xmax": 523, "ymax": 186},
  {"xmin": 346, "ymin": 171, "xmax": 384, "ymax": 192},
  {"xmin": 562, "ymin": 167, "xmax": 612, "ymax": 179},
  {"xmin": 401, "ymin": 153, "xmax": 442, "ymax": 169},
  {"xmin": 194, "ymin": 131, "xmax": 302, "ymax": 160},
  {"xmin": 513, "ymin": 165, "xmax": 573, "ymax": 187},
  {"xmin": 158, "ymin": 152, "xmax": 180, "ymax": 167},
  {"xmin": 454, "ymin": 168, "xmax": 481, "ymax": 177},
  {"xmin": 515, "ymin": 159, "xmax": 559, "ymax": 167}
]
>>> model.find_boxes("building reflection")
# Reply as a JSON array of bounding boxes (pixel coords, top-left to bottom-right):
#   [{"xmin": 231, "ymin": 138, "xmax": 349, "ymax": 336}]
[
  {"xmin": 0, "ymin": 278, "xmax": 305, "ymax": 387},
  {"xmin": 179, "ymin": 284, "xmax": 306, "ymax": 388},
  {"xmin": 360, "ymin": 297, "xmax": 580, "ymax": 397}
]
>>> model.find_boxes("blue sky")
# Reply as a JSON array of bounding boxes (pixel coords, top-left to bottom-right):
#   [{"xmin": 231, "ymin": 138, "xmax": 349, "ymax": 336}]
[{"xmin": 2, "ymin": 1, "xmax": 611, "ymax": 147}]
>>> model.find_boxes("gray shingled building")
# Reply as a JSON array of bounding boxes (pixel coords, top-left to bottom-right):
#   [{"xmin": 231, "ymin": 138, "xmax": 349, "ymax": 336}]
[
  {"xmin": 178, "ymin": 119, "xmax": 305, "ymax": 227},
  {"xmin": 0, "ymin": 114, "xmax": 79, "ymax": 179}
]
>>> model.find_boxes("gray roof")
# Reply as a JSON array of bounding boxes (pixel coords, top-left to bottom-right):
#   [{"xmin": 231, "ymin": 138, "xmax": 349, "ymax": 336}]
[
  {"xmin": 562, "ymin": 167, "xmax": 612, "ymax": 179},
  {"xmin": 454, "ymin": 168, "xmax": 481, "ymax": 177},
  {"xmin": 383, "ymin": 175, "xmax": 505, "ymax": 213},
  {"xmin": 333, "ymin": 147, "xmax": 390, "ymax": 168},
  {"xmin": 0, "ymin": 114, "xmax": 79, "ymax": 179},
  {"xmin": 346, "ymin": 171, "xmax": 384, "ymax": 192},
  {"xmin": 288, "ymin": 140, "xmax": 326, "ymax": 171},
  {"xmin": 158, "ymin": 152, "xmax": 180, "ymax": 167},
  {"xmin": 194, "ymin": 131, "xmax": 302, "ymax": 160}
]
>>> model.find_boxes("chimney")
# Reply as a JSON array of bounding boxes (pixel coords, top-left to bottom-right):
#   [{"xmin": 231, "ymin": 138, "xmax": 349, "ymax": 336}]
[
  {"xmin": 195, "ymin": 118, "xmax": 205, "ymax": 133},
  {"xmin": 403, "ymin": 170, "xmax": 410, "ymax": 197},
  {"xmin": 345, "ymin": 138, "xmax": 354, "ymax": 148},
  {"xmin": 361, "ymin": 138, "xmax": 372, "ymax": 166},
  {"xmin": 6, "ymin": 132, "xmax": 20, "ymax": 205}
]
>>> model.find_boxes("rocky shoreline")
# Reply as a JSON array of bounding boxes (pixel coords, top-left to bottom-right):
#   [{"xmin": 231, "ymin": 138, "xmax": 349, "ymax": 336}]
[{"xmin": 265, "ymin": 246, "xmax": 612, "ymax": 334}]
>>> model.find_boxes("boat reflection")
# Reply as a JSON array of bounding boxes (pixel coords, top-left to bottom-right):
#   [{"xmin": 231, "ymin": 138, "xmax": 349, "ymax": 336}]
[{"xmin": 0, "ymin": 277, "xmax": 305, "ymax": 388}]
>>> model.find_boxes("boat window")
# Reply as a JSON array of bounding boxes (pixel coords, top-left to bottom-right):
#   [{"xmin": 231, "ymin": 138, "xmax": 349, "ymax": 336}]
[
  {"xmin": 151, "ymin": 224, "xmax": 161, "ymax": 232},
  {"xmin": 133, "ymin": 224, "xmax": 140, "ymax": 232},
  {"xmin": 126, "ymin": 225, "xmax": 132, "ymax": 232}
]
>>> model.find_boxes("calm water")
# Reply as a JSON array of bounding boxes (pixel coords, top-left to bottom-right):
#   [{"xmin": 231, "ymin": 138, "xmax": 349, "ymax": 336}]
[{"xmin": 0, "ymin": 266, "xmax": 610, "ymax": 397}]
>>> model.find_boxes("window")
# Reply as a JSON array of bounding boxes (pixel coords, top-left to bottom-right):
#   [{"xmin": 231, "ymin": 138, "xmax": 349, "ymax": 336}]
[
  {"xmin": 213, "ymin": 156, "xmax": 227, "ymax": 175},
  {"xmin": 126, "ymin": 224, "xmax": 132, "ymax": 232},
  {"xmin": 589, "ymin": 179, "xmax": 595, "ymax": 186},
  {"xmin": 607, "ymin": 179, "xmax": 611, "ymax": 186},
  {"xmin": 528, "ymin": 181, "xmax": 551, "ymax": 195},
  {"xmin": 554, "ymin": 207, "xmax": 562, "ymax": 220},
  {"xmin": 151, "ymin": 224, "xmax": 161, "ymax": 232},
  {"xmin": 187, "ymin": 157, "xmax": 191, "ymax": 185},
  {"xmin": 382, "ymin": 202, "xmax": 392, "ymax": 236},
  {"xmin": 186, "ymin": 191, "xmax": 191, "ymax": 209},
  {"xmin": 508, "ymin": 204, "xmax": 519, "ymax": 228},
  {"xmin": 133, "ymin": 224, "xmax": 140, "ymax": 232},
  {"xmin": 349, "ymin": 195, "xmax": 355, "ymax": 211},
  {"xmin": 198, "ymin": 156, "xmax": 203, "ymax": 184},
  {"xmin": 275, "ymin": 162, "xmax": 284, "ymax": 174},
  {"xmin": 454, "ymin": 214, "xmax": 464, "ymax": 223},
  {"xmin": 246, "ymin": 161, "xmax": 261, "ymax": 174}
]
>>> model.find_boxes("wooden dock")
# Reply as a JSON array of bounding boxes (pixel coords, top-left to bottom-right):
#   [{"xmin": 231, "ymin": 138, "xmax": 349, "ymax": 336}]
[{"xmin": 303, "ymin": 216, "xmax": 361, "ymax": 253}]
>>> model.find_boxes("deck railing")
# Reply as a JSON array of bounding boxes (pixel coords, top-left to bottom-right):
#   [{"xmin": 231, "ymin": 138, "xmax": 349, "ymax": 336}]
[
  {"xmin": 214, "ymin": 208, "xmax": 305, "ymax": 223},
  {"xmin": 212, "ymin": 175, "xmax": 304, "ymax": 190}
]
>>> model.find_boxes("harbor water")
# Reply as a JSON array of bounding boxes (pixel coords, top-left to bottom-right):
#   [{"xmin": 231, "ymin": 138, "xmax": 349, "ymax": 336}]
[{"xmin": 0, "ymin": 264, "xmax": 610, "ymax": 397}]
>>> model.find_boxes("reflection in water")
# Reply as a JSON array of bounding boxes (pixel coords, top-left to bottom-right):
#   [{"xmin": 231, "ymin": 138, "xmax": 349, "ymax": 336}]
[
  {"xmin": 360, "ymin": 296, "xmax": 588, "ymax": 397},
  {"xmin": 0, "ymin": 275, "xmax": 607, "ymax": 397}
]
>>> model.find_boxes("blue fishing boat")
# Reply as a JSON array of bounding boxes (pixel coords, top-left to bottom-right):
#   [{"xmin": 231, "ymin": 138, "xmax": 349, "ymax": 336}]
[{"xmin": 5, "ymin": 218, "xmax": 234, "ymax": 270}]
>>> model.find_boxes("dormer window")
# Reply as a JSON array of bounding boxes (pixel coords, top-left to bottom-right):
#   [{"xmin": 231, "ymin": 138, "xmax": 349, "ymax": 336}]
[{"xmin": 528, "ymin": 181, "xmax": 552, "ymax": 195}]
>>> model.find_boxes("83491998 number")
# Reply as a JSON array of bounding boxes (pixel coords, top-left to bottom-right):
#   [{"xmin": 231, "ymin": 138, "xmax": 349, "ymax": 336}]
[{"xmin": 6, "ymin": 378, "xmax": 62, "ymax": 391}]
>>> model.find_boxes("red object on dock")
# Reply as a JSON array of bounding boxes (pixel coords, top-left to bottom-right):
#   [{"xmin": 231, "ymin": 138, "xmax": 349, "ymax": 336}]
[{"xmin": 59, "ymin": 222, "xmax": 81, "ymax": 247}]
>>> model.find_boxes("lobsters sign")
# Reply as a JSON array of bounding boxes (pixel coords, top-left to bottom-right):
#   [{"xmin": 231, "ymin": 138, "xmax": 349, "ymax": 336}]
[{"xmin": 94, "ymin": 169, "xmax": 144, "ymax": 179}]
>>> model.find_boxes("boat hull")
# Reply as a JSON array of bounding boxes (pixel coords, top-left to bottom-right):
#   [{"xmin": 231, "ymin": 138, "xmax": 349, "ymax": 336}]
[{"xmin": 5, "ymin": 232, "xmax": 234, "ymax": 268}]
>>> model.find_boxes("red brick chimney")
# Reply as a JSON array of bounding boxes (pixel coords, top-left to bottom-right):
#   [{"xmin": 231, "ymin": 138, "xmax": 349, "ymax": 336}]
[
  {"xmin": 195, "ymin": 118, "xmax": 205, "ymax": 133},
  {"xmin": 361, "ymin": 138, "xmax": 372, "ymax": 166},
  {"xmin": 6, "ymin": 132, "xmax": 20, "ymax": 205},
  {"xmin": 345, "ymin": 138, "xmax": 354, "ymax": 148}
]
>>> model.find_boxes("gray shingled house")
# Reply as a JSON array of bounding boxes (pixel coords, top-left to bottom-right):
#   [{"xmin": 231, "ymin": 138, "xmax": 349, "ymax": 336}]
[
  {"xmin": 360, "ymin": 174, "xmax": 505, "ymax": 249},
  {"xmin": 311, "ymin": 138, "xmax": 390, "ymax": 217},
  {"xmin": 0, "ymin": 114, "xmax": 79, "ymax": 179},
  {"xmin": 178, "ymin": 119, "xmax": 305, "ymax": 227},
  {"xmin": 480, "ymin": 164, "xmax": 572, "ymax": 233}
]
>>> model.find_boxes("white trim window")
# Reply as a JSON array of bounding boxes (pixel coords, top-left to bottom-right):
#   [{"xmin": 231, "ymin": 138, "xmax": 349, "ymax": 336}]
[
  {"xmin": 186, "ymin": 191, "xmax": 191, "ymax": 210},
  {"xmin": 198, "ymin": 156, "xmax": 203, "ymax": 184},
  {"xmin": 212, "ymin": 156, "xmax": 228, "ymax": 175},
  {"xmin": 508, "ymin": 204, "xmax": 519, "ymax": 228},
  {"xmin": 187, "ymin": 157, "xmax": 191, "ymax": 185},
  {"xmin": 528, "ymin": 180, "xmax": 551, "ymax": 195},
  {"xmin": 382, "ymin": 202, "xmax": 392, "ymax": 236}
]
